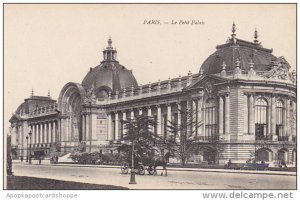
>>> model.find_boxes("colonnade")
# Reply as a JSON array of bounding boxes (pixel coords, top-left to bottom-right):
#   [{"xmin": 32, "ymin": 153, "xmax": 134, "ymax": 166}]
[
  {"xmin": 105, "ymin": 95, "xmax": 232, "ymax": 141},
  {"xmin": 29, "ymin": 120, "xmax": 58, "ymax": 146}
]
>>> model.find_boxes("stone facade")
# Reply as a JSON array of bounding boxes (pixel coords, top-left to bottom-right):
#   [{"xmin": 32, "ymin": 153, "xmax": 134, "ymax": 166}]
[{"xmin": 9, "ymin": 25, "xmax": 297, "ymax": 166}]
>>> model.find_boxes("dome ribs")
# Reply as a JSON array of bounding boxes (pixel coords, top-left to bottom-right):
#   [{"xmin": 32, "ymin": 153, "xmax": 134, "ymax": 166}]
[{"xmin": 201, "ymin": 35, "xmax": 278, "ymax": 75}]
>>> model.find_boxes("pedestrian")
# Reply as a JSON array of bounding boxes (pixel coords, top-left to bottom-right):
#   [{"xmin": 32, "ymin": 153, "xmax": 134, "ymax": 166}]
[
  {"xmin": 281, "ymin": 159, "xmax": 287, "ymax": 168},
  {"xmin": 39, "ymin": 157, "xmax": 42, "ymax": 165},
  {"xmin": 227, "ymin": 159, "xmax": 232, "ymax": 167},
  {"xmin": 20, "ymin": 156, "xmax": 23, "ymax": 162}
]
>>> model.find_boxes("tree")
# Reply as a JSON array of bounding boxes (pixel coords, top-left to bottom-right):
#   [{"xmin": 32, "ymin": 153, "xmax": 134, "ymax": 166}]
[
  {"xmin": 117, "ymin": 115, "xmax": 163, "ymax": 166},
  {"xmin": 167, "ymin": 105, "xmax": 204, "ymax": 166},
  {"xmin": 7, "ymin": 135, "xmax": 13, "ymax": 176}
]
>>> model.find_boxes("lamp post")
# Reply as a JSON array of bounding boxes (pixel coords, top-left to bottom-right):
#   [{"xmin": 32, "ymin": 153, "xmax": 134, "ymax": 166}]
[
  {"xmin": 29, "ymin": 130, "xmax": 32, "ymax": 164},
  {"xmin": 129, "ymin": 140, "xmax": 136, "ymax": 184},
  {"xmin": 26, "ymin": 136, "xmax": 29, "ymax": 162}
]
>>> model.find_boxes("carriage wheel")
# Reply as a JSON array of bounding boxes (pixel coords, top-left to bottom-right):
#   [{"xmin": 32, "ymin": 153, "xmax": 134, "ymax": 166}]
[
  {"xmin": 121, "ymin": 163, "xmax": 129, "ymax": 174},
  {"xmin": 148, "ymin": 166, "xmax": 155, "ymax": 175},
  {"xmin": 137, "ymin": 165, "xmax": 145, "ymax": 175}
]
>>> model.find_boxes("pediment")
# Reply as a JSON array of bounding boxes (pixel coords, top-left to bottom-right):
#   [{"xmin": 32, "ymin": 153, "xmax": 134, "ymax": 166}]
[{"xmin": 184, "ymin": 74, "xmax": 228, "ymax": 91}]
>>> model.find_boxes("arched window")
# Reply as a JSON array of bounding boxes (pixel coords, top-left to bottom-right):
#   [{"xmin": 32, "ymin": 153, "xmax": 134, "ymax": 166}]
[
  {"xmin": 255, "ymin": 98, "xmax": 268, "ymax": 140},
  {"xmin": 205, "ymin": 99, "xmax": 217, "ymax": 138},
  {"xmin": 96, "ymin": 89, "xmax": 109, "ymax": 100},
  {"xmin": 276, "ymin": 100, "xmax": 284, "ymax": 139}
]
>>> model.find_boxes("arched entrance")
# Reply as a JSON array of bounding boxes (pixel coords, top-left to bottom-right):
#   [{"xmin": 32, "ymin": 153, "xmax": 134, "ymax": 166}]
[
  {"xmin": 58, "ymin": 82, "xmax": 86, "ymax": 144},
  {"xmin": 278, "ymin": 148, "xmax": 289, "ymax": 163},
  {"xmin": 202, "ymin": 146, "xmax": 217, "ymax": 165},
  {"xmin": 68, "ymin": 92, "xmax": 82, "ymax": 141},
  {"xmin": 256, "ymin": 148, "xmax": 273, "ymax": 162}
]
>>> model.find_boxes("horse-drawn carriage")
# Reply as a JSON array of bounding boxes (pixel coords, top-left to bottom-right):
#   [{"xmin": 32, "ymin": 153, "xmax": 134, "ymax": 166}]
[{"xmin": 120, "ymin": 151, "xmax": 170, "ymax": 176}]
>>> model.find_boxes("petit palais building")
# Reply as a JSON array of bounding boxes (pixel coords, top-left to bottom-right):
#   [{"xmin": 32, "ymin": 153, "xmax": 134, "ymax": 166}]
[{"xmin": 9, "ymin": 25, "xmax": 297, "ymax": 166}]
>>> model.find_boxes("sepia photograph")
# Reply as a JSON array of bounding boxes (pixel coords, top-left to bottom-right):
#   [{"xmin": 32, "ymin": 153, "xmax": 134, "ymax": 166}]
[{"xmin": 3, "ymin": 3, "xmax": 297, "ymax": 192}]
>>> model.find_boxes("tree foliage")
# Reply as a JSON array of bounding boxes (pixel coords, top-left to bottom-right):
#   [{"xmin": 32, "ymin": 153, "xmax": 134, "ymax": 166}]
[
  {"xmin": 117, "ymin": 115, "xmax": 165, "ymax": 165},
  {"xmin": 167, "ymin": 106, "xmax": 204, "ymax": 166}
]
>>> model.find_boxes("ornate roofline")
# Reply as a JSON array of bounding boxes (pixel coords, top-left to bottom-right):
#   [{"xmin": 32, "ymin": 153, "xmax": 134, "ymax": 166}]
[{"xmin": 216, "ymin": 38, "xmax": 273, "ymax": 53}]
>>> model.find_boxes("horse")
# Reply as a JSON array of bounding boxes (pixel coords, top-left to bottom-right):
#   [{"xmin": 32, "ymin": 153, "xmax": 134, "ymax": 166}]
[{"xmin": 151, "ymin": 151, "xmax": 171, "ymax": 176}]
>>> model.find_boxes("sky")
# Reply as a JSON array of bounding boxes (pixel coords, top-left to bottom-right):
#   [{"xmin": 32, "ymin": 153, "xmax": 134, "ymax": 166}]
[{"xmin": 3, "ymin": 4, "xmax": 296, "ymax": 134}]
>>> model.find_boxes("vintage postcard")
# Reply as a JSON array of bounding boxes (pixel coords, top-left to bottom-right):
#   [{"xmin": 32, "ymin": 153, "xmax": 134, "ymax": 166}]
[{"xmin": 3, "ymin": 3, "xmax": 297, "ymax": 195}]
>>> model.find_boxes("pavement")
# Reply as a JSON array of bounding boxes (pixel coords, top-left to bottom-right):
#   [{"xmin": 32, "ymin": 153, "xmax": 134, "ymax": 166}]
[
  {"xmin": 11, "ymin": 162, "xmax": 297, "ymax": 189},
  {"xmin": 12, "ymin": 160, "xmax": 296, "ymax": 176}
]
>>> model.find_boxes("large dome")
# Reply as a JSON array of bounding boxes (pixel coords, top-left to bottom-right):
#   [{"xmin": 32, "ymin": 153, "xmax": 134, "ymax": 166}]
[
  {"xmin": 200, "ymin": 27, "xmax": 278, "ymax": 75},
  {"xmin": 81, "ymin": 38, "xmax": 138, "ymax": 97}
]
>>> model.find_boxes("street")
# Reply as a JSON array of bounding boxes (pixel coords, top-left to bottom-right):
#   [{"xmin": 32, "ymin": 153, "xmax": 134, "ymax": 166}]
[{"xmin": 12, "ymin": 163, "xmax": 296, "ymax": 189}]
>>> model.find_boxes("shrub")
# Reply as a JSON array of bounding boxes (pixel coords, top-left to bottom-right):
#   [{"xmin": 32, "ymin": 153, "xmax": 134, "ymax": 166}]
[{"xmin": 70, "ymin": 152, "xmax": 123, "ymax": 165}]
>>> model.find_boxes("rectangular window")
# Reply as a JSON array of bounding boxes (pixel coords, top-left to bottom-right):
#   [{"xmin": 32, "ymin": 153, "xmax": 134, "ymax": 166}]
[{"xmin": 255, "ymin": 124, "xmax": 266, "ymax": 139}]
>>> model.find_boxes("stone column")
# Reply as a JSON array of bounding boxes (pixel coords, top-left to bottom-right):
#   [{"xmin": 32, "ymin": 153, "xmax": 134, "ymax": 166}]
[
  {"xmin": 249, "ymin": 94, "xmax": 255, "ymax": 135},
  {"xmin": 53, "ymin": 121, "xmax": 56, "ymax": 144},
  {"xmin": 147, "ymin": 107, "xmax": 152, "ymax": 117},
  {"xmin": 157, "ymin": 105, "xmax": 162, "ymax": 136},
  {"xmin": 122, "ymin": 111, "xmax": 127, "ymax": 138},
  {"xmin": 200, "ymin": 97, "xmax": 205, "ymax": 137},
  {"xmin": 130, "ymin": 109, "xmax": 134, "ymax": 119},
  {"xmin": 45, "ymin": 123, "xmax": 48, "ymax": 144},
  {"xmin": 219, "ymin": 96, "xmax": 224, "ymax": 135},
  {"xmin": 267, "ymin": 101, "xmax": 271, "ymax": 137},
  {"xmin": 85, "ymin": 115, "xmax": 89, "ymax": 141},
  {"xmin": 32, "ymin": 124, "xmax": 36, "ymax": 144},
  {"xmin": 192, "ymin": 100, "xmax": 197, "ymax": 136},
  {"xmin": 244, "ymin": 94, "xmax": 248, "ymax": 134},
  {"xmin": 41, "ymin": 123, "xmax": 44, "ymax": 144},
  {"xmin": 167, "ymin": 104, "xmax": 172, "ymax": 138},
  {"xmin": 38, "ymin": 123, "xmax": 41, "ymax": 144},
  {"xmin": 45, "ymin": 122, "xmax": 48, "ymax": 144},
  {"xmin": 147, "ymin": 107, "xmax": 154, "ymax": 132},
  {"xmin": 286, "ymin": 99, "xmax": 290, "ymax": 137},
  {"xmin": 270, "ymin": 95, "xmax": 276, "ymax": 135},
  {"xmin": 67, "ymin": 117, "xmax": 70, "ymax": 141},
  {"xmin": 82, "ymin": 115, "xmax": 86, "ymax": 141},
  {"xmin": 37, "ymin": 123, "xmax": 40, "ymax": 144},
  {"xmin": 115, "ymin": 112, "xmax": 119, "ymax": 140},
  {"xmin": 107, "ymin": 113, "xmax": 113, "ymax": 140},
  {"xmin": 40, "ymin": 123, "xmax": 43, "ymax": 144},
  {"xmin": 177, "ymin": 102, "xmax": 181, "ymax": 139},
  {"xmin": 292, "ymin": 101, "xmax": 296, "ymax": 136},
  {"xmin": 48, "ymin": 122, "xmax": 51, "ymax": 144},
  {"xmin": 186, "ymin": 100, "xmax": 192, "ymax": 137},
  {"xmin": 197, "ymin": 98, "xmax": 203, "ymax": 136},
  {"xmin": 57, "ymin": 119, "xmax": 61, "ymax": 143},
  {"xmin": 225, "ymin": 94, "xmax": 230, "ymax": 134}
]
